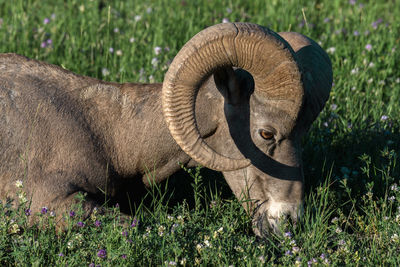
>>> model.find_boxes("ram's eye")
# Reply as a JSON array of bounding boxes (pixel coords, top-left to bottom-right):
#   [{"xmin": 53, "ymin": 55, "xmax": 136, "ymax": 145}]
[{"xmin": 259, "ymin": 130, "xmax": 274, "ymax": 140}]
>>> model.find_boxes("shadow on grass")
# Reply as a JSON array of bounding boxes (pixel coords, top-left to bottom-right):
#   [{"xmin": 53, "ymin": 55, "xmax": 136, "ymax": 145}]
[{"xmin": 108, "ymin": 123, "xmax": 399, "ymax": 217}]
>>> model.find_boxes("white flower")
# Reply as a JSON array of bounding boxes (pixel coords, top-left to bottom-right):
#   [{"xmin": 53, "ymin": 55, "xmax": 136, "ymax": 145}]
[
  {"xmin": 390, "ymin": 184, "xmax": 398, "ymax": 191},
  {"xmin": 151, "ymin": 57, "xmax": 159, "ymax": 67},
  {"xmin": 129, "ymin": 37, "xmax": 135, "ymax": 43},
  {"xmin": 327, "ymin": 47, "xmax": 336, "ymax": 54},
  {"xmin": 368, "ymin": 62, "xmax": 375, "ymax": 68},
  {"xmin": 102, "ymin": 68, "xmax": 110, "ymax": 76},
  {"xmin": 367, "ymin": 78, "xmax": 373, "ymax": 84},
  {"xmin": 204, "ymin": 240, "xmax": 211, "ymax": 247},
  {"xmin": 391, "ymin": 233, "xmax": 399, "ymax": 242},
  {"xmin": 116, "ymin": 50, "xmax": 123, "ymax": 56},
  {"xmin": 180, "ymin": 258, "xmax": 187, "ymax": 265},
  {"xmin": 15, "ymin": 180, "xmax": 23, "ymax": 188},
  {"xmin": 335, "ymin": 227, "xmax": 343, "ymax": 234},
  {"xmin": 154, "ymin": 46, "xmax": 162, "ymax": 55},
  {"xmin": 222, "ymin": 18, "xmax": 230, "ymax": 23},
  {"xmin": 388, "ymin": 196, "xmax": 396, "ymax": 202},
  {"xmin": 134, "ymin": 15, "xmax": 142, "ymax": 22},
  {"xmin": 196, "ymin": 243, "xmax": 203, "ymax": 252},
  {"xmin": 351, "ymin": 68, "xmax": 359, "ymax": 74},
  {"xmin": 258, "ymin": 255, "xmax": 265, "ymax": 264},
  {"xmin": 396, "ymin": 78, "xmax": 400, "ymax": 83},
  {"xmin": 113, "ymin": 27, "xmax": 119, "ymax": 33}
]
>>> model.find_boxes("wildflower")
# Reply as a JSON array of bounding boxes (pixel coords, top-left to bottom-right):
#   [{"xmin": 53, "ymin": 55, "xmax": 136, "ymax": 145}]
[
  {"xmin": 381, "ymin": 115, "xmax": 388, "ymax": 121},
  {"xmin": 58, "ymin": 253, "xmax": 64, "ymax": 257},
  {"xmin": 165, "ymin": 261, "xmax": 177, "ymax": 266},
  {"xmin": 371, "ymin": 18, "xmax": 383, "ymax": 29},
  {"xmin": 50, "ymin": 211, "xmax": 56, "ymax": 217},
  {"xmin": 323, "ymin": 122, "xmax": 328, "ymax": 127},
  {"xmin": 326, "ymin": 47, "xmax": 336, "ymax": 54},
  {"xmin": 285, "ymin": 250, "xmax": 293, "ymax": 256},
  {"xmin": 77, "ymin": 221, "xmax": 85, "ymax": 227},
  {"xmin": 171, "ymin": 223, "xmax": 179, "ymax": 234},
  {"xmin": 97, "ymin": 249, "xmax": 107, "ymax": 258},
  {"xmin": 338, "ymin": 239, "xmax": 346, "ymax": 246},
  {"xmin": 79, "ymin": 5, "xmax": 85, "ymax": 12},
  {"xmin": 121, "ymin": 254, "xmax": 127, "ymax": 259},
  {"xmin": 204, "ymin": 239, "xmax": 211, "ymax": 247},
  {"xmin": 196, "ymin": 243, "xmax": 203, "ymax": 252},
  {"xmin": 18, "ymin": 192, "xmax": 27, "ymax": 203},
  {"xmin": 367, "ymin": 78, "xmax": 373, "ymax": 84},
  {"xmin": 369, "ymin": 62, "xmax": 375, "ymax": 68},
  {"xmin": 25, "ymin": 209, "xmax": 31, "ymax": 216},
  {"xmin": 222, "ymin": 18, "xmax": 230, "ymax": 23},
  {"xmin": 330, "ymin": 104, "xmax": 337, "ymax": 110},
  {"xmin": 41, "ymin": 207, "xmax": 48, "ymax": 214},
  {"xmin": 109, "ymin": 47, "xmax": 114, "ymax": 53},
  {"xmin": 365, "ymin": 44, "xmax": 372, "ymax": 51},
  {"xmin": 350, "ymin": 68, "xmax": 359, "ymax": 74},
  {"xmin": 396, "ymin": 78, "xmax": 400, "ymax": 83},
  {"xmin": 154, "ymin": 46, "xmax": 162, "ymax": 55},
  {"xmin": 390, "ymin": 184, "xmax": 398, "ymax": 191},
  {"xmin": 388, "ymin": 196, "xmax": 395, "ymax": 202},
  {"xmin": 335, "ymin": 227, "xmax": 343, "ymax": 233},
  {"xmin": 47, "ymin": 39, "xmax": 52, "ymax": 45},
  {"xmin": 364, "ymin": 30, "xmax": 370, "ymax": 35},
  {"xmin": 180, "ymin": 258, "xmax": 187, "ymax": 265},
  {"xmin": 15, "ymin": 180, "xmax": 23, "ymax": 188},
  {"xmin": 41, "ymin": 42, "xmax": 47, "ymax": 48},
  {"xmin": 258, "ymin": 255, "xmax": 265, "ymax": 264},
  {"xmin": 151, "ymin": 57, "xmax": 159, "ymax": 67},
  {"xmin": 323, "ymin": 18, "xmax": 330, "ymax": 23},
  {"xmin": 134, "ymin": 15, "xmax": 142, "ymax": 22},
  {"xmin": 353, "ymin": 30, "xmax": 360, "ymax": 36},
  {"xmin": 113, "ymin": 27, "xmax": 119, "ymax": 33},
  {"xmin": 9, "ymin": 223, "xmax": 20, "ymax": 234},
  {"xmin": 158, "ymin": 225, "xmax": 166, "ymax": 236},
  {"xmin": 70, "ymin": 211, "xmax": 76, "ymax": 217},
  {"xmin": 391, "ymin": 233, "xmax": 399, "ymax": 242},
  {"xmin": 51, "ymin": 13, "xmax": 56, "ymax": 19},
  {"xmin": 116, "ymin": 49, "xmax": 123, "ymax": 56},
  {"xmin": 95, "ymin": 220, "xmax": 101, "ymax": 227},
  {"xmin": 292, "ymin": 246, "xmax": 300, "ymax": 253},
  {"xmin": 43, "ymin": 18, "xmax": 50, "ymax": 24},
  {"xmin": 349, "ymin": 0, "xmax": 356, "ymax": 5},
  {"xmin": 129, "ymin": 37, "xmax": 135, "ymax": 43},
  {"xmin": 320, "ymin": 253, "xmax": 327, "ymax": 259},
  {"xmin": 102, "ymin": 68, "xmax": 110, "ymax": 76},
  {"xmin": 122, "ymin": 230, "xmax": 128, "ymax": 237},
  {"xmin": 234, "ymin": 246, "xmax": 244, "ymax": 252},
  {"xmin": 284, "ymin": 231, "xmax": 292, "ymax": 238},
  {"xmin": 351, "ymin": 87, "xmax": 356, "ymax": 91},
  {"xmin": 130, "ymin": 219, "xmax": 138, "ymax": 227},
  {"xmin": 146, "ymin": 7, "xmax": 153, "ymax": 13}
]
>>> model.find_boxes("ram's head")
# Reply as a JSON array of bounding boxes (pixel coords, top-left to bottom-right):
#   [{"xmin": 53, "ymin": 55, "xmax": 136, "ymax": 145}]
[{"xmin": 162, "ymin": 23, "xmax": 332, "ymax": 236}]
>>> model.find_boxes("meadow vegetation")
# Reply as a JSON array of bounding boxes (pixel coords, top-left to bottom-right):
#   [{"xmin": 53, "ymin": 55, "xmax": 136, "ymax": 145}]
[{"xmin": 0, "ymin": 0, "xmax": 399, "ymax": 265}]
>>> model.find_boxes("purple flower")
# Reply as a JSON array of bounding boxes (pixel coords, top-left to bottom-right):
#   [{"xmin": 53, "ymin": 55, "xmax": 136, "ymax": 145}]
[
  {"xmin": 365, "ymin": 44, "xmax": 372, "ymax": 51},
  {"xmin": 77, "ymin": 221, "xmax": 85, "ymax": 227},
  {"xmin": 372, "ymin": 18, "xmax": 383, "ymax": 29},
  {"xmin": 122, "ymin": 231, "xmax": 128, "ymax": 237},
  {"xmin": 331, "ymin": 104, "xmax": 338, "ymax": 110},
  {"xmin": 69, "ymin": 211, "xmax": 76, "ymax": 217},
  {"xmin": 109, "ymin": 47, "xmax": 114, "ymax": 53},
  {"xmin": 58, "ymin": 253, "xmax": 64, "ymax": 257},
  {"xmin": 97, "ymin": 249, "xmax": 107, "ymax": 258},
  {"xmin": 381, "ymin": 115, "xmax": 388, "ymax": 121},
  {"xmin": 284, "ymin": 231, "xmax": 292, "ymax": 238},
  {"xmin": 95, "ymin": 220, "xmax": 101, "ymax": 227},
  {"xmin": 121, "ymin": 254, "xmax": 127, "ymax": 259},
  {"xmin": 89, "ymin": 264, "xmax": 95, "ymax": 267},
  {"xmin": 353, "ymin": 30, "xmax": 360, "ymax": 36},
  {"xmin": 47, "ymin": 39, "xmax": 52, "ymax": 45},
  {"xmin": 320, "ymin": 253, "xmax": 326, "ymax": 259},
  {"xmin": 285, "ymin": 250, "xmax": 293, "ymax": 256},
  {"xmin": 323, "ymin": 18, "xmax": 330, "ymax": 23},
  {"xmin": 25, "ymin": 209, "xmax": 31, "ymax": 216},
  {"xmin": 41, "ymin": 207, "xmax": 48, "ymax": 214},
  {"xmin": 43, "ymin": 18, "xmax": 50, "ymax": 24},
  {"xmin": 222, "ymin": 18, "xmax": 230, "ymax": 23},
  {"xmin": 349, "ymin": 0, "xmax": 356, "ymax": 5},
  {"xmin": 130, "ymin": 219, "xmax": 138, "ymax": 227},
  {"xmin": 115, "ymin": 203, "xmax": 119, "ymax": 208},
  {"xmin": 41, "ymin": 42, "xmax": 47, "ymax": 48}
]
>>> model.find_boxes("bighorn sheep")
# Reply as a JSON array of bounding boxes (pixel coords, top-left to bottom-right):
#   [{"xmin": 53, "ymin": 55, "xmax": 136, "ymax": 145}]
[{"xmin": 0, "ymin": 23, "xmax": 332, "ymax": 236}]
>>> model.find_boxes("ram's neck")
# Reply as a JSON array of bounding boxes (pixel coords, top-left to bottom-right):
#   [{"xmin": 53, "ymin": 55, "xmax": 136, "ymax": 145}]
[{"xmin": 79, "ymin": 80, "xmax": 223, "ymax": 184}]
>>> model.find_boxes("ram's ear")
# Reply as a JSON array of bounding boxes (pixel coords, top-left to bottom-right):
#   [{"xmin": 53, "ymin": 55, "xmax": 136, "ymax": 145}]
[{"xmin": 213, "ymin": 67, "xmax": 254, "ymax": 106}]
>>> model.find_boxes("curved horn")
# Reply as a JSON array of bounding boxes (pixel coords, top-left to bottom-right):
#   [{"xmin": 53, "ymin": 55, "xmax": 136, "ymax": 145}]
[
  {"xmin": 162, "ymin": 23, "xmax": 303, "ymax": 171},
  {"xmin": 278, "ymin": 32, "xmax": 333, "ymax": 125}
]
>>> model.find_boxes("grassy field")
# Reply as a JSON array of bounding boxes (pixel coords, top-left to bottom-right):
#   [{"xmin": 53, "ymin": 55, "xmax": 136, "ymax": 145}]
[{"xmin": 1, "ymin": 0, "xmax": 400, "ymax": 265}]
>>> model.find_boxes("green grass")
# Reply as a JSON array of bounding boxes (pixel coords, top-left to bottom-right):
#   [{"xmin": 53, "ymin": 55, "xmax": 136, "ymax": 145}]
[{"xmin": 1, "ymin": 0, "xmax": 400, "ymax": 265}]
